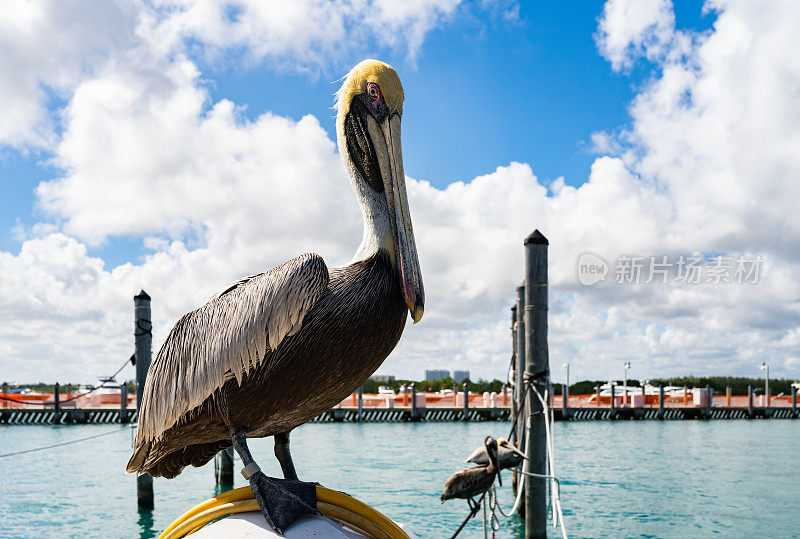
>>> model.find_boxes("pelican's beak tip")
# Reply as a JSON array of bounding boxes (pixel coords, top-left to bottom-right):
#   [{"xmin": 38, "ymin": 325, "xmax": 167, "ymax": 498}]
[{"xmin": 411, "ymin": 305, "xmax": 424, "ymax": 324}]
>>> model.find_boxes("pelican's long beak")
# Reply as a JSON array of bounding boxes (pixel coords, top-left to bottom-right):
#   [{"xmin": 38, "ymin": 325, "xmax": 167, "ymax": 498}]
[{"xmin": 368, "ymin": 113, "xmax": 424, "ymax": 323}]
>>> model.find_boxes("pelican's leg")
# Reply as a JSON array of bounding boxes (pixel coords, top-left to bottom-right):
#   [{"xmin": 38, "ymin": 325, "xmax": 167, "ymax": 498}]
[
  {"xmin": 231, "ymin": 428, "xmax": 319, "ymax": 533},
  {"xmin": 274, "ymin": 432, "xmax": 298, "ymax": 480}
]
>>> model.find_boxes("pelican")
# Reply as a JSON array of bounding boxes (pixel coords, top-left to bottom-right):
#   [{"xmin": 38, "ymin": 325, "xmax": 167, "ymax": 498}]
[
  {"xmin": 441, "ymin": 436, "xmax": 501, "ymax": 513},
  {"xmin": 465, "ymin": 437, "xmax": 526, "ymax": 469},
  {"xmin": 126, "ymin": 59, "xmax": 424, "ymax": 533}
]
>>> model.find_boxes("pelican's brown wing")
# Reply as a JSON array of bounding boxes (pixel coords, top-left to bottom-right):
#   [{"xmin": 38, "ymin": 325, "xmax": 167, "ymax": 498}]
[
  {"xmin": 441, "ymin": 466, "xmax": 495, "ymax": 501},
  {"xmin": 127, "ymin": 253, "xmax": 328, "ymax": 472}
]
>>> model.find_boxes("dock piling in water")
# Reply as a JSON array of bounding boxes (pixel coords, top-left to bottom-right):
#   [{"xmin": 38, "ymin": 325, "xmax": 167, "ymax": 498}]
[
  {"xmin": 462, "ymin": 383, "xmax": 469, "ymax": 421},
  {"xmin": 214, "ymin": 447, "xmax": 234, "ymax": 486},
  {"xmin": 748, "ymin": 385, "xmax": 754, "ymax": 417},
  {"xmin": 53, "ymin": 383, "xmax": 61, "ymax": 422},
  {"xmin": 120, "ymin": 384, "xmax": 128, "ymax": 424},
  {"xmin": 357, "ymin": 386, "xmax": 363, "ymax": 422},
  {"xmin": 658, "ymin": 385, "xmax": 665, "ymax": 419},
  {"xmin": 134, "ymin": 290, "xmax": 154, "ymax": 510},
  {"xmin": 523, "ymin": 229, "xmax": 549, "ymax": 539}
]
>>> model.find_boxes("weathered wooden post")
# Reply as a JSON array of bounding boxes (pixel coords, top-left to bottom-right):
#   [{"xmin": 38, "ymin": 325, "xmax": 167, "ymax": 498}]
[
  {"xmin": 357, "ymin": 386, "xmax": 363, "ymax": 423},
  {"xmin": 120, "ymin": 384, "xmax": 128, "ymax": 423},
  {"xmin": 561, "ymin": 384, "xmax": 568, "ymax": 419},
  {"xmin": 658, "ymin": 385, "xmax": 665, "ymax": 419},
  {"xmin": 706, "ymin": 384, "xmax": 712, "ymax": 417},
  {"xmin": 747, "ymin": 385, "xmax": 754, "ymax": 418},
  {"xmin": 515, "ymin": 285, "xmax": 526, "ymax": 451},
  {"xmin": 510, "ymin": 306, "xmax": 518, "ymax": 443},
  {"xmin": 53, "ymin": 382, "xmax": 61, "ymax": 422},
  {"xmin": 1, "ymin": 382, "xmax": 7, "ymax": 409},
  {"xmin": 215, "ymin": 447, "xmax": 234, "ymax": 486},
  {"xmin": 134, "ymin": 290, "xmax": 154, "ymax": 509},
  {"xmin": 523, "ymin": 230, "xmax": 549, "ymax": 539},
  {"xmin": 726, "ymin": 385, "xmax": 732, "ymax": 407},
  {"xmin": 792, "ymin": 386, "xmax": 797, "ymax": 417},
  {"xmin": 411, "ymin": 383, "xmax": 418, "ymax": 421},
  {"xmin": 462, "ymin": 383, "xmax": 469, "ymax": 421},
  {"xmin": 596, "ymin": 385, "xmax": 600, "ymax": 408}
]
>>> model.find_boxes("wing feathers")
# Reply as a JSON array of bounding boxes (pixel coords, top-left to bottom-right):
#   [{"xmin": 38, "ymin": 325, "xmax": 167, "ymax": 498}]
[{"xmin": 133, "ymin": 253, "xmax": 329, "ymax": 447}]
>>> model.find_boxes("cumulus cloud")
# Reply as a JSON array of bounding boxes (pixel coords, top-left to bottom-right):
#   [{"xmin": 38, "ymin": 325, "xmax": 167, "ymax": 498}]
[
  {"xmin": 595, "ymin": 0, "xmax": 680, "ymax": 72},
  {"xmin": 0, "ymin": 0, "xmax": 470, "ymax": 149},
  {"xmin": 2, "ymin": 0, "xmax": 800, "ymax": 385}
]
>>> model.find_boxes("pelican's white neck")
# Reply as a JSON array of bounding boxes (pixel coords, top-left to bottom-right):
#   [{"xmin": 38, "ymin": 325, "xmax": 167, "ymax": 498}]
[{"xmin": 350, "ymin": 177, "xmax": 395, "ymax": 264}]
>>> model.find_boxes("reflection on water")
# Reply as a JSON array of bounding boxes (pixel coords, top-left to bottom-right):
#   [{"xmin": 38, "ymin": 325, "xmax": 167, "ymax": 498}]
[
  {"xmin": 0, "ymin": 421, "xmax": 798, "ymax": 538},
  {"xmin": 137, "ymin": 508, "xmax": 156, "ymax": 539}
]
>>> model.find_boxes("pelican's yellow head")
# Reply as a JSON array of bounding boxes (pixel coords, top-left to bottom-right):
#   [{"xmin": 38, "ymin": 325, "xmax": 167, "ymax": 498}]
[
  {"xmin": 335, "ymin": 59, "xmax": 404, "ymax": 134},
  {"xmin": 334, "ymin": 59, "xmax": 423, "ymax": 324}
]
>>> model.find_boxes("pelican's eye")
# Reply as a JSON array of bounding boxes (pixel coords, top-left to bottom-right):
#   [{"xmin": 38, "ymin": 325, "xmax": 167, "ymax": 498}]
[{"xmin": 367, "ymin": 82, "xmax": 381, "ymax": 100}]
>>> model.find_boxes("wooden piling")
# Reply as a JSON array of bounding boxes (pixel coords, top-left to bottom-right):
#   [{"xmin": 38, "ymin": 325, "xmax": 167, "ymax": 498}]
[
  {"xmin": 596, "ymin": 385, "xmax": 600, "ymax": 408},
  {"xmin": 411, "ymin": 383, "xmax": 418, "ymax": 421},
  {"xmin": 706, "ymin": 384, "xmax": 712, "ymax": 417},
  {"xmin": 726, "ymin": 385, "xmax": 732, "ymax": 407},
  {"xmin": 658, "ymin": 385, "xmax": 665, "ymax": 419},
  {"xmin": 793, "ymin": 386, "xmax": 798, "ymax": 416},
  {"xmin": 510, "ymin": 306, "xmax": 518, "ymax": 444},
  {"xmin": 515, "ymin": 285, "xmax": 526, "ymax": 452},
  {"xmin": 523, "ymin": 230, "xmax": 549, "ymax": 539},
  {"xmin": 134, "ymin": 290, "xmax": 154, "ymax": 509},
  {"xmin": 462, "ymin": 383, "xmax": 469, "ymax": 421},
  {"xmin": 748, "ymin": 385, "xmax": 754, "ymax": 417},
  {"xmin": 357, "ymin": 386, "xmax": 363, "ymax": 423},
  {"xmin": 53, "ymin": 383, "xmax": 61, "ymax": 421},
  {"xmin": 215, "ymin": 447, "xmax": 234, "ymax": 486},
  {"xmin": 120, "ymin": 384, "xmax": 128, "ymax": 424},
  {"xmin": 561, "ymin": 384, "xmax": 568, "ymax": 419}
]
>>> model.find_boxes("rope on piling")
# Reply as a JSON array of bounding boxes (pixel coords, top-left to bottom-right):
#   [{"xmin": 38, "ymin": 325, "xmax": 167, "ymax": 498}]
[
  {"xmin": 0, "ymin": 425, "xmax": 130, "ymax": 458},
  {"xmin": 0, "ymin": 354, "xmax": 134, "ymax": 406}
]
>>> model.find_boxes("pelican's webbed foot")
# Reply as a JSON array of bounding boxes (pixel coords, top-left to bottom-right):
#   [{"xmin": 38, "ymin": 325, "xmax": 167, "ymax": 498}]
[
  {"xmin": 231, "ymin": 428, "xmax": 320, "ymax": 534},
  {"xmin": 247, "ymin": 471, "xmax": 319, "ymax": 534}
]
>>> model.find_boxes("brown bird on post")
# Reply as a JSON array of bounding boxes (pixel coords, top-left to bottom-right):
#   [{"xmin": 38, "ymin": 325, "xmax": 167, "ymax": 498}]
[
  {"xmin": 125, "ymin": 59, "xmax": 424, "ymax": 534},
  {"xmin": 441, "ymin": 436, "xmax": 502, "ymax": 515}
]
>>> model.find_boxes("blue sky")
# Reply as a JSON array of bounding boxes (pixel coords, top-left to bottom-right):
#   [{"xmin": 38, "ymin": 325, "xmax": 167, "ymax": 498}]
[{"xmin": 1, "ymin": 0, "xmax": 713, "ymax": 268}]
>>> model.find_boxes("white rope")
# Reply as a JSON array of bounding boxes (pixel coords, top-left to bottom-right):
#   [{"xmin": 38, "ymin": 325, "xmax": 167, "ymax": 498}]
[{"xmin": 535, "ymin": 388, "xmax": 568, "ymax": 539}]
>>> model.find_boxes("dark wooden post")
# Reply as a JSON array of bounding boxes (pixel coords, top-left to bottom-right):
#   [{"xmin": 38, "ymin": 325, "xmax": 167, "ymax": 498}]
[
  {"xmin": 561, "ymin": 384, "xmax": 568, "ymax": 419},
  {"xmin": 411, "ymin": 383, "xmax": 418, "ymax": 421},
  {"xmin": 134, "ymin": 290, "xmax": 154, "ymax": 509},
  {"xmin": 462, "ymin": 383, "xmax": 469, "ymax": 421},
  {"xmin": 510, "ymin": 306, "xmax": 518, "ymax": 444},
  {"xmin": 706, "ymin": 384, "xmax": 712, "ymax": 417},
  {"xmin": 53, "ymin": 382, "xmax": 61, "ymax": 422},
  {"xmin": 747, "ymin": 385, "xmax": 754, "ymax": 418},
  {"xmin": 792, "ymin": 386, "xmax": 797, "ymax": 417},
  {"xmin": 215, "ymin": 447, "xmax": 234, "ymax": 486},
  {"xmin": 523, "ymin": 230, "xmax": 548, "ymax": 539},
  {"xmin": 658, "ymin": 385, "xmax": 665, "ymax": 419},
  {"xmin": 120, "ymin": 384, "xmax": 128, "ymax": 423},
  {"xmin": 357, "ymin": 386, "xmax": 363, "ymax": 423},
  {"xmin": 515, "ymin": 286, "xmax": 526, "ymax": 452},
  {"xmin": 1, "ymin": 382, "xmax": 7, "ymax": 409}
]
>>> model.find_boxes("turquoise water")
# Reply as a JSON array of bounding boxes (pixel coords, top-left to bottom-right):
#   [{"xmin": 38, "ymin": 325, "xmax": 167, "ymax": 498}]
[{"xmin": 1, "ymin": 420, "xmax": 798, "ymax": 538}]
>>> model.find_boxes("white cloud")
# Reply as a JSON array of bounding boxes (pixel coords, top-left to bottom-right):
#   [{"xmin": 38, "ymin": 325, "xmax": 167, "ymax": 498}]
[
  {"xmin": 3, "ymin": 0, "xmax": 800, "ymax": 386},
  {"xmin": 595, "ymin": 0, "xmax": 679, "ymax": 72}
]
